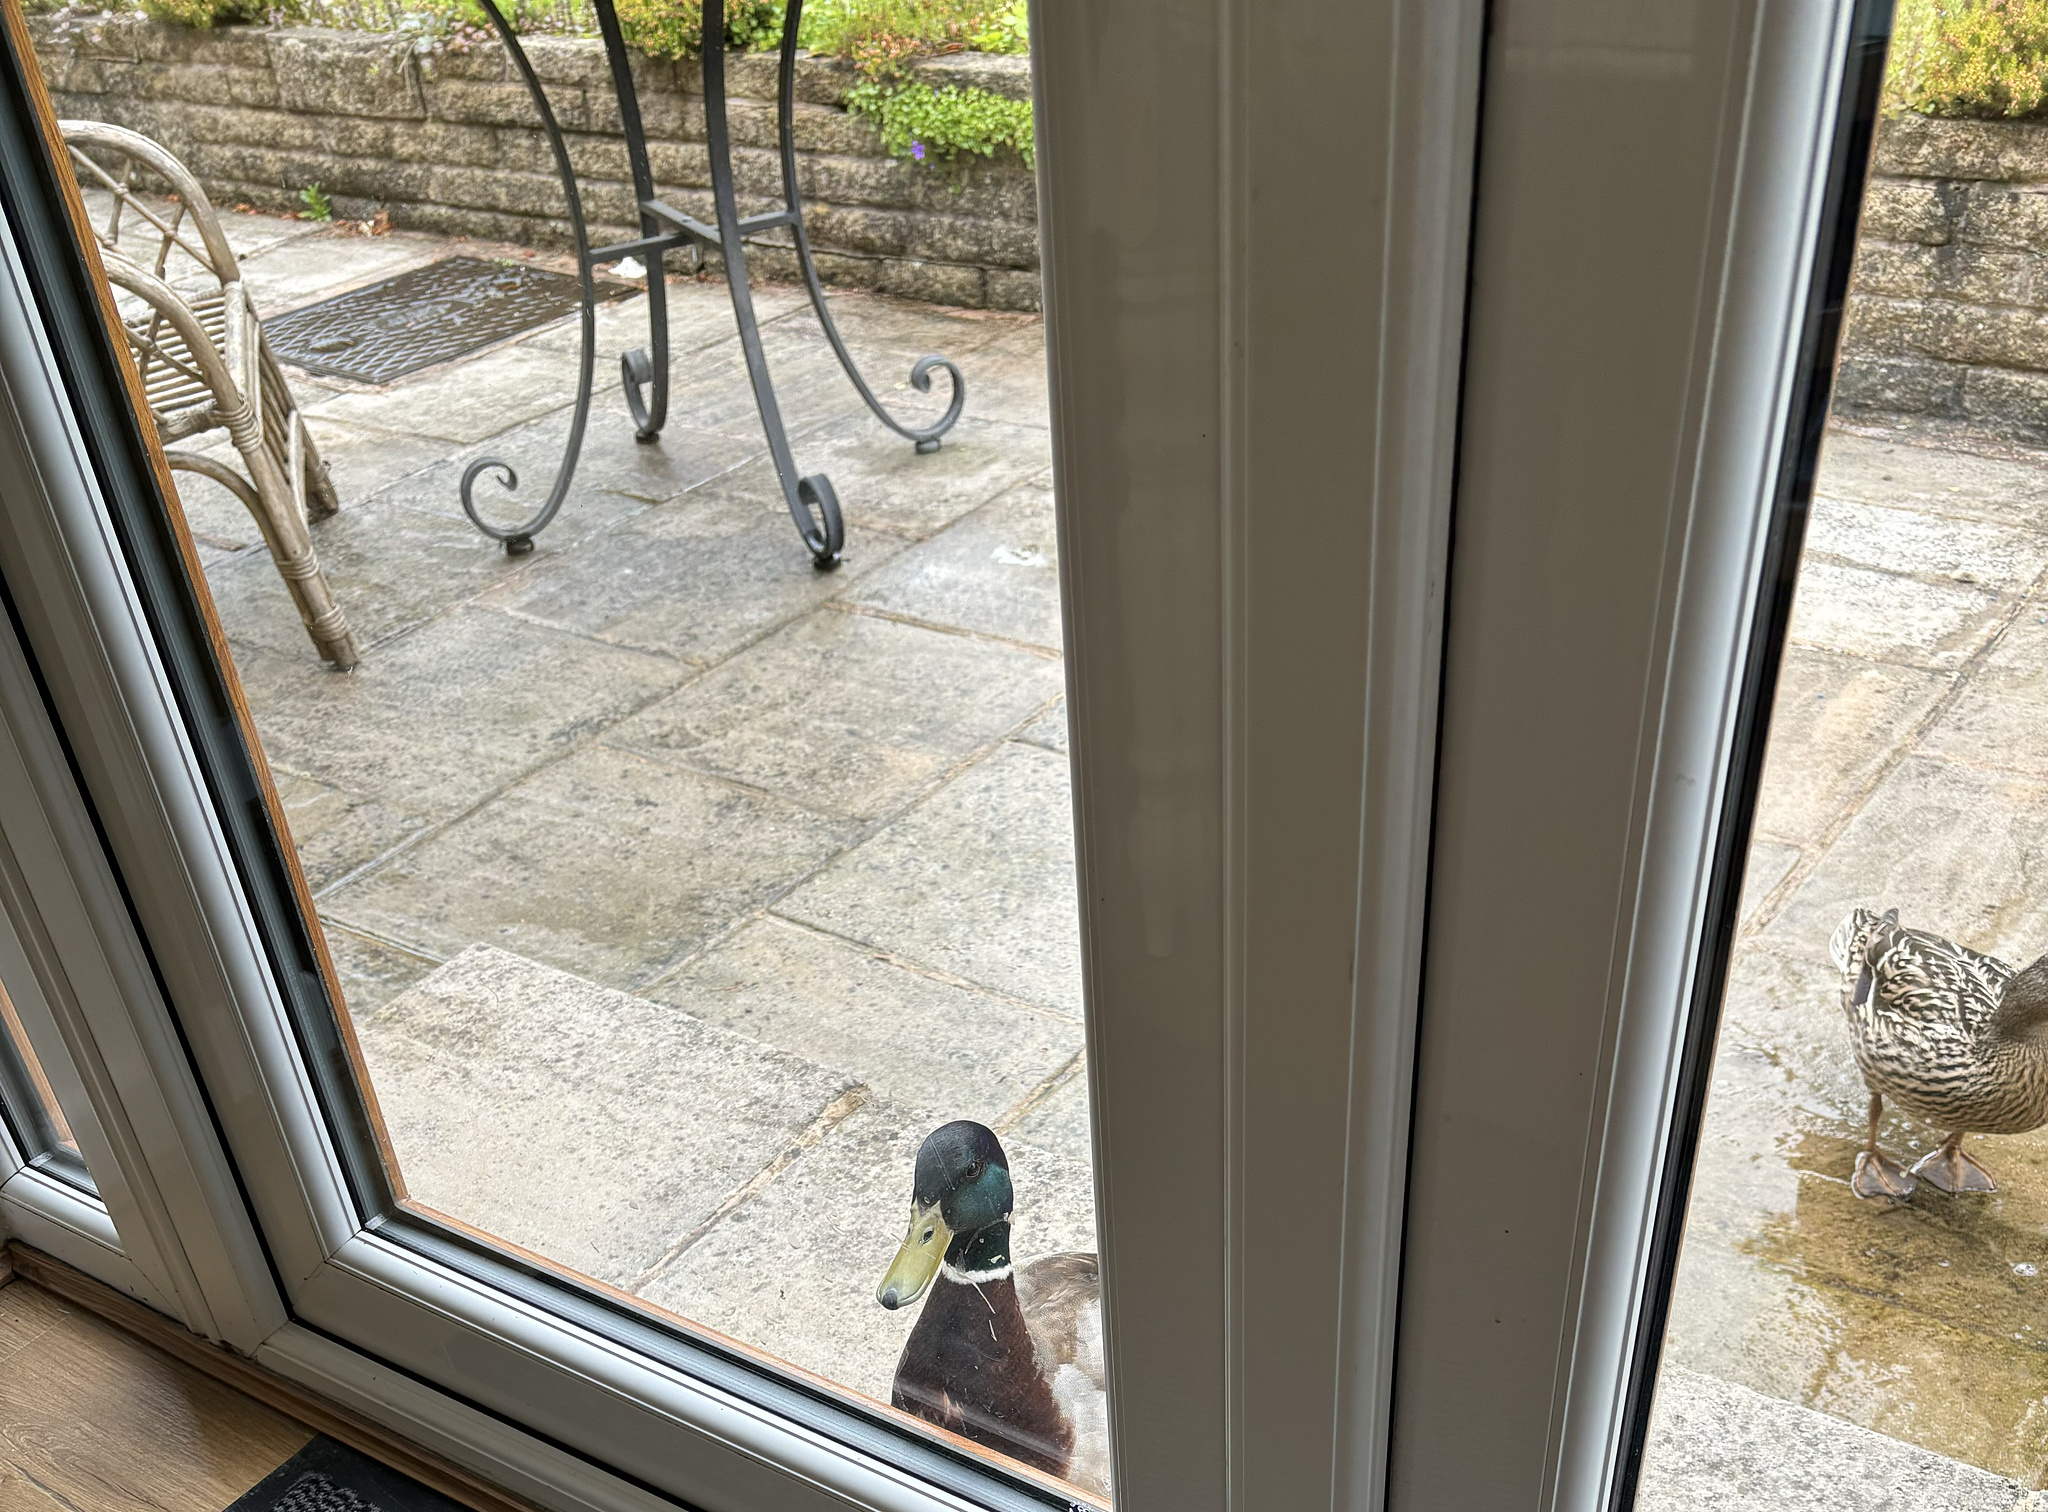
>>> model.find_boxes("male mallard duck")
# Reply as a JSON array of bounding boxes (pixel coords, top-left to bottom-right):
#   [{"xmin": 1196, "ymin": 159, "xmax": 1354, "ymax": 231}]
[
  {"xmin": 876, "ymin": 1121, "xmax": 1109, "ymax": 1499},
  {"xmin": 1830, "ymin": 907, "xmax": 2048, "ymax": 1200}
]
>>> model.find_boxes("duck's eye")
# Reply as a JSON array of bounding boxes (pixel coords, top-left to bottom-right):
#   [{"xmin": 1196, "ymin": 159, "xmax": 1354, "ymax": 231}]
[{"xmin": 965, "ymin": 1158, "xmax": 984, "ymax": 1181}]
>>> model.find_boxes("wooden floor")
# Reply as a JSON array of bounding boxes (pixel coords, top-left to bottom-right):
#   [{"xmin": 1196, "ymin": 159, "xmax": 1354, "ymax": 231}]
[{"xmin": 0, "ymin": 1266, "xmax": 311, "ymax": 1511}]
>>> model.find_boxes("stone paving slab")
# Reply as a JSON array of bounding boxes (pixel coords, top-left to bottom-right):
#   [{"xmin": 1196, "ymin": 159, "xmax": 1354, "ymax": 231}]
[
  {"xmin": 775, "ymin": 739, "xmax": 1085, "ymax": 1017},
  {"xmin": 1755, "ymin": 752, "xmax": 2048, "ymax": 968},
  {"xmin": 358, "ymin": 945, "xmax": 856, "ymax": 1290},
  {"xmin": 1751, "ymin": 645, "xmax": 1951, "ymax": 846},
  {"xmin": 841, "ymin": 473, "xmax": 1063, "ymax": 650},
  {"xmin": 1639, "ymin": 1366, "xmax": 2032, "ymax": 1512},
  {"xmin": 770, "ymin": 414, "xmax": 1053, "ymax": 539},
  {"xmin": 320, "ymin": 924, "xmax": 437, "ymax": 1017},
  {"xmin": 607, "ymin": 608, "xmax": 1063, "ymax": 820},
  {"xmin": 1005, "ymin": 1068, "xmax": 1092, "ymax": 1166},
  {"xmin": 1016, "ymin": 697, "xmax": 1068, "ymax": 753},
  {"xmin": 206, "ymin": 487, "xmax": 641, "ymax": 660},
  {"xmin": 1820, "ymin": 429, "xmax": 2048, "ymax": 530},
  {"xmin": 1806, "ymin": 493, "xmax": 2048, "ymax": 592},
  {"xmin": 304, "ymin": 340, "xmax": 590, "ymax": 445},
  {"xmin": 241, "ymin": 228, "xmax": 444, "ymax": 313},
  {"xmin": 525, "ymin": 277, "xmax": 813, "ymax": 361},
  {"xmin": 476, "ymin": 475, "xmax": 911, "ymax": 663},
  {"xmin": 235, "ymin": 605, "xmax": 689, "ymax": 821},
  {"xmin": 945, "ymin": 323, "xmax": 1050, "ymax": 431},
  {"xmin": 638, "ymin": 1089, "xmax": 1096, "ymax": 1404},
  {"xmin": 324, "ymin": 744, "xmax": 860, "ymax": 988},
  {"xmin": 269, "ymin": 768, "xmax": 430, "ymax": 893},
  {"xmin": 1788, "ymin": 558, "xmax": 2007, "ymax": 669},
  {"xmin": 640, "ymin": 916, "xmax": 1081, "ymax": 1127}
]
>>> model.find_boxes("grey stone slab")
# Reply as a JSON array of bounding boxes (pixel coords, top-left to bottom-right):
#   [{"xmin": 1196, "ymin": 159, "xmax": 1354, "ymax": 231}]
[
  {"xmin": 1818, "ymin": 428, "xmax": 2048, "ymax": 531},
  {"xmin": 319, "ymin": 923, "xmax": 439, "ymax": 1017},
  {"xmin": 1637, "ymin": 1366, "xmax": 2029, "ymax": 1512},
  {"xmin": 1919, "ymin": 622, "xmax": 2048, "ymax": 779},
  {"xmin": 241, "ymin": 230, "xmax": 444, "ymax": 315},
  {"xmin": 269, "ymin": 768, "xmax": 431, "ymax": 892},
  {"xmin": 776, "ymin": 741, "xmax": 1082, "ymax": 1015},
  {"xmin": 440, "ymin": 393, "xmax": 764, "ymax": 507},
  {"xmin": 303, "ymin": 340, "xmax": 583, "ymax": 444},
  {"xmin": 1752, "ymin": 646, "xmax": 1951, "ymax": 844},
  {"xmin": 233, "ymin": 606, "xmax": 689, "ymax": 820},
  {"xmin": 476, "ymin": 479, "xmax": 910, "ymax": 663},
  {"xmin": 524, "ymin": 276, "xmax": 812, "ymax": 359},
  {"xmin": 324, "ymin": 744, "xmax": 858, "ymax": 987},
  {"xmin": 802, "ymin": 415, "xmax": 1052, "ymax": 541},
  {"xmin": 1004, "ymin": 1069, "xmax": 1093, "ymax": 1167},
  {"xmin": 641, "ymin": 917, "xmax": 1080, "ymax": 1124},
  {"xmin": 637, "ymin": 1090, "xmax": 1095, "ymax": 1404},
  {"xmin": 1756, "ymin": 753, "xmax": 2048, "ymax": 970},
  {"xmin": 795, "ymin": 294, "xmax": 1018, "ymax": 362},
  {"xmin": 1736, "ymin": 841, "xmax": 1800, "ymax": 934},
  {"xmin": 840, "ymin": 475, "xmax": 1062, "ymax": 649},
  {"xmin": 638, "ymin": 324, "xmax": 863, "ymax": 437},
  {"xmin": 1015, "ymin": 697, "xmax": 1067, "ymax": 753},
  {"xmin": 76, "ymin": 186, "xmax": 315, "ymax": 275},
  {"xmin": 174, "ymin": 419, "xmax": 449, "ymax": 551},
  {"xmin": 954, "ymin": 323, "xmax": 1049, "ymax": 430},
  {"xmin": 201, "ymin": 481, "xmax": 641, "ymax": 662},
  {"xmin": 609, "ymin": 609, "xmax": 1063, "ymax": 820},
  {"xmin": 1787, "ymin": 559, "xmax": 2006, "ymax": 669},
  {"xmin": 1804, "ymin": 495, "xmax": 2048, "ymax": 592},
  {"xmin": 357, "ymin": 945, "xmax": 855, "ymax": 1288}
]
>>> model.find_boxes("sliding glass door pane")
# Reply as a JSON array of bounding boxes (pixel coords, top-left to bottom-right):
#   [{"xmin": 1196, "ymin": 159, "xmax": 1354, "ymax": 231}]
[
  {"xmin": 0, "ymin": 977, "xmax": 78, "ymax": 1168},
  {"xmin": 30, "ymin": 14, "xmax": 1106, "ymax": 1497},
  {"xmin": 1644, "ymin": 5, "xmax": 2048, "ymax": 1500}
]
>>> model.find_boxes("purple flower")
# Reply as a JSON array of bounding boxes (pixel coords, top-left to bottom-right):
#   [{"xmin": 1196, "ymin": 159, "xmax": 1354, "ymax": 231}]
[{"xmin": 911, "ymin": 141, "xmax": 925, "ymax": 161}]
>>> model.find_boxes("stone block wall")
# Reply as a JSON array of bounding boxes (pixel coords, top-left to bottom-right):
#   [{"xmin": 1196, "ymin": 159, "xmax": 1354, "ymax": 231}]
[
  {"xmin": 29, "ymin": 15, "xmax": 1040, "ymax": 310},
  {"xmin": 1841, "ymin": 113, "xmax": 2048, "ymax": 440}
]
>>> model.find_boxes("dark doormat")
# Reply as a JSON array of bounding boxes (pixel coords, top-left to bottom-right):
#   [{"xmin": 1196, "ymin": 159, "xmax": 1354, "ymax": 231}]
[
  {"xmin": 225, "ymin": 1435, "xmax": 471, "ymax": 1511},
  {"xmin": 264, "ymin": 256, "xmax": 636, "ymax": 386}
]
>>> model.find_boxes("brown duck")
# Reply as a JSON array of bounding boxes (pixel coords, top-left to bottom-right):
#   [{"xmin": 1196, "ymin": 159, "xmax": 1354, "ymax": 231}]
[
  {"xmin": 1831, "ymin": 907, "xmax": 2048, "ymax": 1200},
  {"xmin": 876, "ymin": 1121, "xmax": 1108, "ymax": 1499}
]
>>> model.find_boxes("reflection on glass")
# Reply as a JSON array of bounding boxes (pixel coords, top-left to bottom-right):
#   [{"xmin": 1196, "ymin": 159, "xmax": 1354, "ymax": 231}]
[
  {"xmin": 0, "ymin": 977, "xmax": 77, "ymax": 1160},
  {"xmin": 1646, "ymin": 5, "xmax": 2048, "ymax": 1497},
  {"xmin": 41, "ymin": 0, "xmax": 1098, "ymax": 1492}
]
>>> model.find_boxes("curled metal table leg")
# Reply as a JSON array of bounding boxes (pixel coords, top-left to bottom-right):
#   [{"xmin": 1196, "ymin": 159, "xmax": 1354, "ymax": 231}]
[
  {"xmin": 593, "ymin": 0, "xmax": 671, "ymax": 443},
  {"xmin": 464, "ymin": 0, "xmax": 966, "ymax": 563},
  {"xmin": 773, "ymin": 0, "xmax": 964, "ymax": 455},
  {"xmin": 461, "ymin": 0, "xmax": 598, "ymax": 555}
]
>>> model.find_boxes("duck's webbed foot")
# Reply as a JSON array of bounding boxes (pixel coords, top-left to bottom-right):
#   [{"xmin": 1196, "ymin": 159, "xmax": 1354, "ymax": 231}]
[
  {"xmin": 1911, "ymin": 1134, "xmax": 1996, "ymax": 1194},
  {"xmin": 1852, "ymin": 1148, "xmax": 1918, "ymax": 1201}
]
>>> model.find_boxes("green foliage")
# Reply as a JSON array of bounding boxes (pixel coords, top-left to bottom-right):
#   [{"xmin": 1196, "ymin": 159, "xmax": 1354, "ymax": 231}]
[
  {"xmin": 137, "ymin": 0, "xmax": 264, "ymax": 26},
  {"xmin": 846, "ymin": 79, "xmax": 1030, "ymax": 166},
  {"xmin": 610, "ymin": 0, "xmax": 781, "ymax": 58},
  {"xmin": 801, "ymin": 0, "xmax": 1029, "ymax": 167},
  {"xmin": 299, "ymin": 181, "xmax": 332, "ymax": 219},
  {"xmin": 1888, "ymin": 0, "xmax": 2048, "ymax": 119},
  {"xmin": 801, "ymin": 0, "xmax": 1025, "ymax": 81}
]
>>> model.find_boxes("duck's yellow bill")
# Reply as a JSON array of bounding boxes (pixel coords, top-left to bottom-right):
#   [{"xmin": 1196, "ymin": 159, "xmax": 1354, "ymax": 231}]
[{"xmin": 877, "ymin": 1202, "xmax": 951, "ymax": 1309}]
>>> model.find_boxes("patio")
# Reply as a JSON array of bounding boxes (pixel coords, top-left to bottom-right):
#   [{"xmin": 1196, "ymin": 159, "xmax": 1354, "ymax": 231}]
[
  {"xmin": 153, "ymin": 198, "xmax": 2048, "ymax": 1494},
  {"xmin": 163, "ymin": 206, "xmax": 1088, "ymax": 1406}
]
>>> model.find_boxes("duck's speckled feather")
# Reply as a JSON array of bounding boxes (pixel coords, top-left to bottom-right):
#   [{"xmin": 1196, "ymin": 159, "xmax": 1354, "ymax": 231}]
[{"xmin": 1830, "ymin": 907, "xmax": 2048, "ymax": 1135}]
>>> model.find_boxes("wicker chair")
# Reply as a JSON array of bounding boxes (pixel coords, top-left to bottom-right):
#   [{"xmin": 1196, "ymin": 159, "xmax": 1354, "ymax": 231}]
[{"xmin": 60, "ymin": 119, "xmax": 359, "ymax": 670}]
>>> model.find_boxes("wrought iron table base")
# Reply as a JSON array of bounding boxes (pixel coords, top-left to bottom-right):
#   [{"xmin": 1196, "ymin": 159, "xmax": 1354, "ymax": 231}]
[{"xmin": 461, "ymin": 0, "xmax": 964, "ymax": 566}]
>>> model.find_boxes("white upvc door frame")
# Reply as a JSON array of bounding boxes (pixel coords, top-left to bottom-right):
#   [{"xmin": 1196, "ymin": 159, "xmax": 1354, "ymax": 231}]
[
  {"xmin": 0, "ymin": 4, "xmax": 1482, "ymax": 1512},
  {"xmin": 1389, "ymin": 1, "xmax": 1885, "ymax": 1509}
]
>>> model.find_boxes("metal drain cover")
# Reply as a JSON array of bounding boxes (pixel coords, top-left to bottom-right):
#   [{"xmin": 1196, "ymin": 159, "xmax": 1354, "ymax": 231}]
[{"xmin": 264, "ymin": 256, "xmax": 634, "ymax": 385}]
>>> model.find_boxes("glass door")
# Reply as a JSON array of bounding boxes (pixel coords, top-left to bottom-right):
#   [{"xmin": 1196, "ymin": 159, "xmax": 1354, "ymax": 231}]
[{"xmin": 0, "ymin": 0, "xmax": 1482, "ymax": 1508}]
